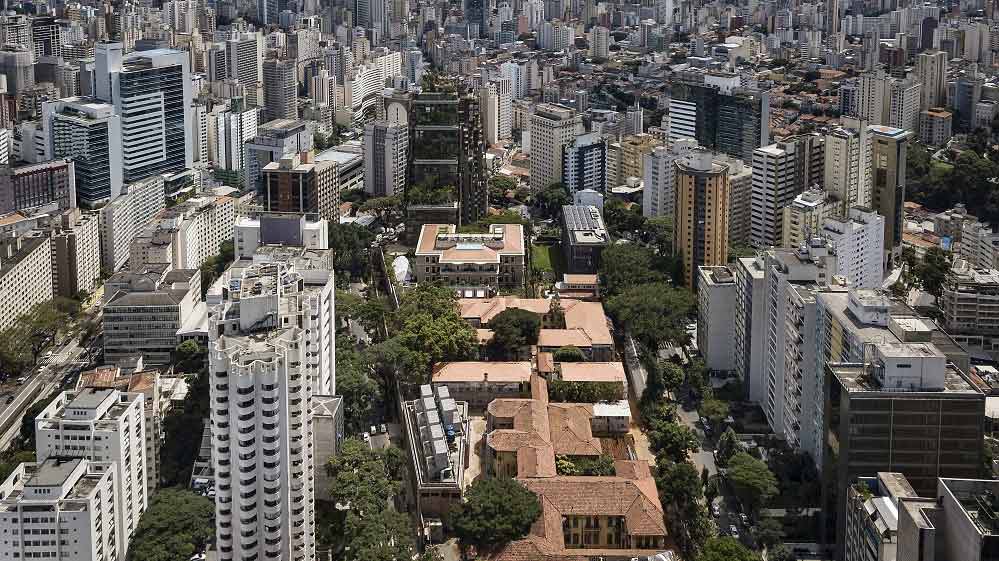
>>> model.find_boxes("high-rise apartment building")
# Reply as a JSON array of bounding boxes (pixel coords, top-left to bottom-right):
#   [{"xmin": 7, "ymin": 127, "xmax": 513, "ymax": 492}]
[
  {"xmin": 868, "ymin": 125, "xmax": 911, "ymax": 267},
  {"xmin": 674, "ymin": 149, "xmax": 730, "ymax": 287},
  {"xmin": 129, "ymin": 194, "xmax": 235, "ymax": 271},
  {"xmin": 213, "ymin": 98, "xmax": 259, "ymax": 185},
  {"xmin": 591, "ymin": 26, "xmax": 609, "ymax": 59},
  {"xmin": 642, "ymin": 139, "xmax": 697, "ymax": 219},
  {"xmin": 697, "ymin": 265, "xmax": 737, "ymax": 373},
  {"xmin": 94, "ymin": 42, "xmax": 193, "ymax": 184},
  {"xmin": 820, "ymin": 206, "xmax": 885, "ymax": 290},
  {"xmin": 479, "ymin": 83, "xmax": 500, "ymax": 146},
  {"xmin": 31, "ymin": 15, "xmax": 61, "ymax": 59},
  {"xmin": 262, "ymin": 58, "xmax": 298, "ymax": 122},
  {"xmin": 48, "ymin": 209, "xmax": 102, "ymax": 299},
  {"xmin": 562, "ymin": 132, "xmax": 607, "ymax": 195},
  {"xmin": 781, "ymin": 188, "xmax": 835, "ymax": 248},
  {"xmin": 35, "ymin": 388, "xmax": 149, "ymax": 556},
  {"xmin": 208, "ymin": 257, "xmax": 336, "ymax": 561},
  {"xmin": 0, "ymin": 46, "xmax": 34, "ymax": 94},
  {"xmin": 607, "ymin": 133, "xmax": 662, "ymax": 186},
  {"xmin": 761, "ymin": 241, "xmax": 837, "ymax": 442},
  {"xmin": 98, "ymin": 177, "xmax": 167, "ymax": 273},
  {"xmin": 364, "ymin": 121, "xmax": 408, "ymax": 197},
  {"xmin": 529, "ymin": 103, "xmax": 580, "ymax": 191},
  {"xmin": 734, "ymin": 255, "xmax": 767, "ymax": 402},
  {"xmin": 42, "ymin": 97, "xmax": 124, "ymax": 206},
  {"xmin": 0, "ymin": 159, "xmax": 77, "ymax": 213},
  {"xmin": 919, "ymin": 107, "xmax": 953, "ymax": 146},
  {"xmin": 0, "ymin": 235, "xmax": 53, "ymax": 331},
  {"xmin": 915, "ymin": 50, "xmax": 947, "ymax": 110},
  {"xmin": 0, "ymin": 459, "xmax": 119, "ymax": 561},
  {"xmin": 225, "ymin": 33, "xmax": 264, "ymax": 107},
  {"xmin": 750, "ymin": 135, "xmax": 825, "ymax": 248},
  {"xmin": 823, "ymin": 126, "xmax": 868, "ymax": 214}
]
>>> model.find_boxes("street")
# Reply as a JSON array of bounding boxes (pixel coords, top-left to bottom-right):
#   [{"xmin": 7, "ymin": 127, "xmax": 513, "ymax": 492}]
[{"xmin": 0, "ymin": 335, "xmax": 90, "ymax": 451}]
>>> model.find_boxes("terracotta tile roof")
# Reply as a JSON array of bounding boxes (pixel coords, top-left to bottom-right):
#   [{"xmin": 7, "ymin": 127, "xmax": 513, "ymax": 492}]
[
  {"xmin": 459, "ymin": 297, "xmax": 552, "ymax": 324},
  {"xmin": 547, "ymin": 403, "xmax": 601, "ymax": 457},
  {"xmin": 537, "ymin": 329, "xmax": 594, "ymax": 348},
  {"xmin": 557, "ymin": 362, "xmax": 626, "ymax": 384},
  {"xmin": 462, "ymin": 298, "xmax": 612, "ymax": 349},
  {"xmin": 521, "ymin": 477, "xmax": 666, "ymax": 535},
  {"xmin": 516, "ymin": 445, "xmax": 557, "ymax": 478},
  {"xmin": 432, "ymin": 362, "xmax": 533, "ymax": 384},
  {"xmin": 537, "ymin": 352, "xmax": 555, "ymax": 374},
  {"xmin": 613, "ymin": 459, "xmax": 652, "ymax": 481}
]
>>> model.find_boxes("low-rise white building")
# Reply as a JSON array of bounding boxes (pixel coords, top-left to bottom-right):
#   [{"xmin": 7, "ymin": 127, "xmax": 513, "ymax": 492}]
[
  {"xmin": 0, "ymin": 458, "xmax": 119, "ymax": 561},
  {"xmin": 34, "ymin": 388, "xmax": 148, "ymax": 556},
  {"xmin": 102, "ymin": 267, "xmax": 202, "ymax": 365}
]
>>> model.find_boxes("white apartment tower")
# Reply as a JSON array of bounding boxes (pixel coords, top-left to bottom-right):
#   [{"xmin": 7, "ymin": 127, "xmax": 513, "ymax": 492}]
[
  {"xmin": 529, "ymin": 103, "xmax": 581, "ymax": 191},
  {"xmin": 226, "ymin": 33, "xmax": 264, "ymax": 107},
  {"xmin": 750, "ymin": 137, "xmax": 824, "ymax": 248},
  {"xmin": 821, "ymin": 206, "xmax": 885, "ymax": 290},
  {"xmin": 363, "ymin": 121, "xmax": 408, "ymax": 197},
  {"xmin": 0, "ymin": 459, "xmax": 119, "ymax": 561},
  {"xmin": 591, "ymin": 26, "xmax": 610, "ymax": 59},
  {"xmin": 214, "ymin": 98, "xmax": 259, "ymax": 176},
  {"xmin": 642, "ymin": 138, "xmax": 697, "ymax": 218},
  {"xmin": 208, "ymin": 259, "xmax": 336, "ymax": 561},
  {"xmin": 480, "ymin": 84, "xmax": 500, "ymax": 146},
  {"xmin": 734, "ymin": 255, "xmax": 767, "ymax": 402},
  {"xmin": 34, "ymin": 388, "xmax": 148, "ymax": 556},
  {"xmin": 762, "ymin": 241, "xmax": 837, "ymax": 441}
]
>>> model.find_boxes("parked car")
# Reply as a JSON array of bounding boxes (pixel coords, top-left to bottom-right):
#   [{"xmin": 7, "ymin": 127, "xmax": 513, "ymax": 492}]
[
  {"xmin": 729, "ymin": 525, "xmax": 740, "ymax": 540},
  {"xmin": 739, "ymin": 513, "xmax": 749, "ymax": 526},
  {"xmin": 711, "ymin": 503, "xmax": 721, "ymax": 517}
]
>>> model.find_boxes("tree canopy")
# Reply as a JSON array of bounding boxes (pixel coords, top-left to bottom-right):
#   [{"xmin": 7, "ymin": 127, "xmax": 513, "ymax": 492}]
[
  {"xmin": 326, "ymin": 438, "xmax": 401, "ymax": 514},
  {"xmin": 649, "ymin": 422, "xmax": 700, "ymax": 463},
  {"xmin": 369, "ymin": 284, "xmax": 477, "ymax": 390},
  {"xmin": 697, "ymin": 537, "xmax": 759, "ymax": 561},
  {"xmin": 329, "ymin": 223, "xmax": 375, "ymax": 286},
  {"xmin": 448, "ymin": 477, "xmax": 541, "ymax": 551},
  {"xmin": 655, "ymin": 460, "xmax": 703, "ymax": 510},
  {"xmin": 552, "ymin": 345, "xmax": 586, "ymax": 362},
  {"xmin": 127, "ymin": 490, "xmax": 214, "ymax": 561},
  {"xmin": 727, "ymin": 452, "xmax": 779, "ymax": 512},
  {"xmin": 535, "ymin": 182, "xmax": 571, "ymax": 219},
  {"xmin": 715, "ymin": 428, "xmax": 739, "ymax": 467},
  {"xmin": 487, "ymin": 308, "xmax": 541, "ymax": 359},
  {"xmin": 548, "ymin": 380, "xmax": 622, "ymax": 402},
  {"xmin": 607, "ymin": 283, "xmax": 695, "ymax": 351},
  {"xmin": 336, "ymin": 335, "xmax": 381, "ymax": 434},
  {"xmin": 598, "ymin": 244, "xmax": 665, "ymax": 296}
]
